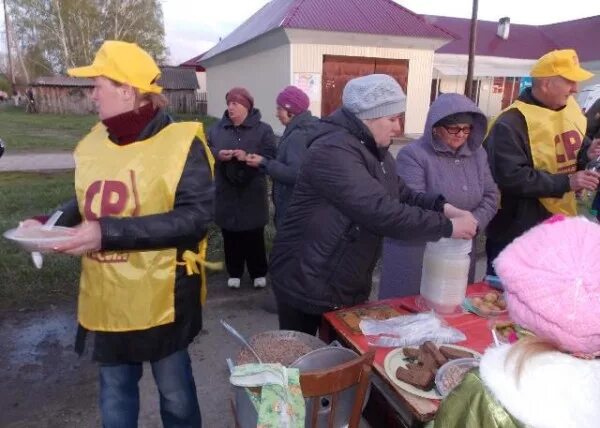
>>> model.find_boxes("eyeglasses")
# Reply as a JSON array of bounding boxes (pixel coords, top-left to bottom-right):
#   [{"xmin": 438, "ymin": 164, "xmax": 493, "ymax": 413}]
[{"xmin": 444, "ymin": 125, "xmax": 472, "ymax": 135}]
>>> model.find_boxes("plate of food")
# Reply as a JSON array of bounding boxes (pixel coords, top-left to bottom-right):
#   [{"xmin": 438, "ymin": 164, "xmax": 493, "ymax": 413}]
[
  {"xmin": 3, "ymin": 225, "xmax": 74, "ymax": 252},
  {"xmin": 463, "ymin": 291, "xmax": 507, "ymax": 317},
  {"xmin": 383, "ymin": 341, "xmax": 481, "ymax": 400},
  {"xmin": 434, "ymin": 358, "xmax": 479, "ymax": 397},
  {"xmin": 489, "ymin": 318, "xmax": 534, "ymax": 344}
]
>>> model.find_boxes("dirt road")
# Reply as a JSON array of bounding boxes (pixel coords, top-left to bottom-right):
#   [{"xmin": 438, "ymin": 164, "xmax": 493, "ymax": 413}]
[
  {"xmin": 0, "ymin": 275, "xmax": 278, "ymax": 428},
  {"xmin": 0, "ymin": 152, "xmax": 74, "ymax": 172}
]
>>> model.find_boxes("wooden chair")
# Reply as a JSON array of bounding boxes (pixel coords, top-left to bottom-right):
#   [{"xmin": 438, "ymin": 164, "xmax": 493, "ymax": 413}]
[{"xmin": 299, "ymin": 350, "xmax": 375, "ymax": 428}]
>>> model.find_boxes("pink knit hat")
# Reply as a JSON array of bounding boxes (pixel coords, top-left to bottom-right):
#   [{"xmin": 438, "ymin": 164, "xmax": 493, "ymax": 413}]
[
  {"xmin": 494, "ymin": 216, "xmax": 600, "ymax": 354},
  {"xmin": 276, "ymin": 86, "xmax": 310, "ymax": 115}
]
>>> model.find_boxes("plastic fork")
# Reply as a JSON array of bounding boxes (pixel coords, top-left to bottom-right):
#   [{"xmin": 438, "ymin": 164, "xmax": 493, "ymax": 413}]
[{"xmin": 31, "ymin": 210, "xmax": 63, "ymax": 269}]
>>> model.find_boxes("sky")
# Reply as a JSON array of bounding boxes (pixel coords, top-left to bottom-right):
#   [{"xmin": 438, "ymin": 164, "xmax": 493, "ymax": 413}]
[
  {"xmin": 161, "ymin": 0, "xmax": 600, "ymax": 65},
  {"xmin": 1, "ymin": 1, "xmax": 599, "ymax": 64}
]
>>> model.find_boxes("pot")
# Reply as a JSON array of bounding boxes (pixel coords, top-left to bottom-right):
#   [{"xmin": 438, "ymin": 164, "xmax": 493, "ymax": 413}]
[
  {"xmin": 235, "ymin": 330, "xmax": 326, "ymax": 366},
  {"xmin": 232, "ymin": 336, "xmax": 370, "ymax": 428},
  {"xmin": 232, "ymin": 330, "xmax": 325, "ymax": 428}
]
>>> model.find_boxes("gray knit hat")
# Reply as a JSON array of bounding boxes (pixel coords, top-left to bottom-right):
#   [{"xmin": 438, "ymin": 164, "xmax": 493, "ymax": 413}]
[{"xmin": 342, "ymin": 74, "xmax": 407, "ymax": 120}]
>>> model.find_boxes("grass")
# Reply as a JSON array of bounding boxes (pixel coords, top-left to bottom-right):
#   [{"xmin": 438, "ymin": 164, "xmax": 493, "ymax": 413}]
[
  {"xmin": 0, "ymin": 104, "xmax": 219, "ymax": 152},
  {"xmin": 0, "ymin": 171, "xmax": 81, "ymax": 308},
  {"xmin": 0, "ymin": 109, "xmax": 270, "ymax": 309},
  {"xmin": 0, "ymin": 105, "xmax": 97, "ymax": 151},
  {"xmin": 0, "ymin": 171, "xmax": 275, "ymax": 309},
  {"xmin": 172, "ymin": 112, "xmax": 219, "ymax": 129}
]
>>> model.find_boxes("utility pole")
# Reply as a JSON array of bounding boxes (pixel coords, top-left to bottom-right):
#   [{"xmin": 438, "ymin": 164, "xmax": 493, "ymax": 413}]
[
  {"xmin": 2, "ymin": 0, "xmax": 14, "ymax": 93},
  {"xmin": 465, "ymin": 0, "xmax": 478, "ymax": 101}
]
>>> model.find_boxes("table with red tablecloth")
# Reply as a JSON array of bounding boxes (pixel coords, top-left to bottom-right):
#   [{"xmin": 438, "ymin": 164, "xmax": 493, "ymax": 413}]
[{"xmin": 319, "ymin": 282, "xmax": 496, "ymax": 428}]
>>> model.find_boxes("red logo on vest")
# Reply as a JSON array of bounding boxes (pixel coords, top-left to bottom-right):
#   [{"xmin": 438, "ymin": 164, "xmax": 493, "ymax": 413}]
[
  {"xmin": 555, "ymin": 130, "xmax": 581, "ymax": 173},
  {"xmin": 83, "ymin": 171, "xmax": 141, "ymax": 263},
  {"xmin": 83, "ymin": 170, "xmax": 140, "ymax": 220}
]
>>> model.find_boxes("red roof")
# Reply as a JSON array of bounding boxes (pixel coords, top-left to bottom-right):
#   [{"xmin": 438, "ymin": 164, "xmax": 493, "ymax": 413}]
[
  {"xmin": 427, "ymin": 15, "xmax": 600, "ymax": 61},
  {"xmin": 201, "ymin": 0, "xmax": 453, "ymax": 61},
  {"xmin": 179, "ymin": 53, "xmax": 206, "ymax": 72},
  {"xmin": 191, "ymin": 1, "xmax": 599, "ymax": 65},
  {"xmin": 281, "ymin": 0, "xmax": 453, "ymax": 39},
  {"xmin": 540, "ymin": 16, "xmax": 600, "ymax": 62}
]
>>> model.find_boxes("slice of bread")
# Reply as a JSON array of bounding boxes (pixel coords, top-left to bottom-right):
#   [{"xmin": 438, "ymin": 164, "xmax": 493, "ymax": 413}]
[
  {"xmin": 403, "ymin": 347, "xmax": 421, "ymax": 361},
  {"xmin": 439, "ymin": 346, "xmax": 473, "ymax": 360},
  {"xmin": 419, "ymin": 343, "xmax": 440, "ymax": 374},
  {"xmin": 405, "ymin": 362, "xmax": 423, "ymax": 371},
  {"xmin": 423, "ymin": 341, "xmax": 448, "ymax": 367},
  {"xmin": 395, "ymin": 366, "xmax": 435, "ymax": 390}
]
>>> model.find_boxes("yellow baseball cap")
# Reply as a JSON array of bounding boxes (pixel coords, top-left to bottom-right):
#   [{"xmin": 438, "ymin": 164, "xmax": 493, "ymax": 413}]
[
  {"xmin": 530, "ymin": 49, "xmax": 593, "ymax": 82},
  {"xmin": 68, "ymin": 40, "xmax": 162, "ymax": 94}
]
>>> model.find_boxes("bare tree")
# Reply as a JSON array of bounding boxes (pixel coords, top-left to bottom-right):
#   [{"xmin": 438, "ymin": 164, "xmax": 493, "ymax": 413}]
[
  {"xmin": 6, "ymin": 0, "xmax": 166, "ymax": 79},
  {"xmin": 9, "ymin": 19, "xmax": 30, "ymax": 82},
  {"xmin": 52, "ymin": 0, "xmax": 72, "ymax": 68}
]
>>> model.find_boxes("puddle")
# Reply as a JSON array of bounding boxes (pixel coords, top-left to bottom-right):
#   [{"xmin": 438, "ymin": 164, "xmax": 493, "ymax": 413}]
[{"xmin": 1, "ymin": 307, "xmax": 75, "ymax": 367}]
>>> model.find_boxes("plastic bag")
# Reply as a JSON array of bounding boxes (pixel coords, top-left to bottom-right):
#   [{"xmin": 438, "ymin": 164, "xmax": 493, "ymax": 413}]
[{"xmin": 359, "ymin": 312, "xmax": 466, "ymax": 347}]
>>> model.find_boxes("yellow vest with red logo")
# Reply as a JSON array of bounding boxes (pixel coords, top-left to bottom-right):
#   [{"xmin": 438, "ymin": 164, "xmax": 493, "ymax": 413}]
[
  {"xmin": 74, "ymin": 121, "xmax": 216, "ymax": 332},
  {"xmin": 490, "ymin": 97, "xmax": 585, "ymax": 216}
]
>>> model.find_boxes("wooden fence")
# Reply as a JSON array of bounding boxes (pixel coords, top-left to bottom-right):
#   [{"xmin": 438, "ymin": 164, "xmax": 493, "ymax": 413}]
[
  {"xmin": 33, "ymin": 86, "xmax": 95, "ymax": 115},
  {"xmin": 32, "ymin": 86, "xmax": 208, "ymax": 115},
  {"xmin": 165, "ymin": 91, "xmax": 207, "ymax": 115}
]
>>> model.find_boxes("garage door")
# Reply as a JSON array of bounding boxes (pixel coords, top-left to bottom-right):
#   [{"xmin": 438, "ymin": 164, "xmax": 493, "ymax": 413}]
[{"xmin": 321, "ymin": 55, "xmax": 408, "ymax": 134}]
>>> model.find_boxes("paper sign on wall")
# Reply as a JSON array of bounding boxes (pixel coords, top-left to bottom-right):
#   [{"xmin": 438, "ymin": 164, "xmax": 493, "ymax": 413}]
[{"xmin": 293, "ymin": 73, "xmax": 321, "ymax": 101}]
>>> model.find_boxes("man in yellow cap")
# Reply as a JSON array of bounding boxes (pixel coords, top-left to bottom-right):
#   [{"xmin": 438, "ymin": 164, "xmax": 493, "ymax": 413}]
[
  {"xmin": 485, "ymin": 49, "xmax": 600, "ymax": 275},
  {"xmin": 18, "ymin": 40, "xmax": 215, "ymax": 427}
]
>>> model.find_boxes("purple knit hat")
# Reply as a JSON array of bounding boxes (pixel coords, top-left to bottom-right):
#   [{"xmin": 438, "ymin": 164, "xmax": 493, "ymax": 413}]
[
  {"xmin": 276, "ymin": 86, "xmax": 310, "ymax": 115},
  {"xmin": 494, "ymin": 216, "xmax": 600, "ymax": 354}
]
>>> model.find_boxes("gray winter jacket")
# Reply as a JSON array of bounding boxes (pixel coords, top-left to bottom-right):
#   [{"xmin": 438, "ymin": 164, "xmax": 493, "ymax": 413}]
[
  {"xmin": 270, "ymin": 108, "xmax": 453, "ymax": 314},
  {"xmin": 262, "ymin": 111, "xmax": 319, "ymax": 228},
  {"xmin": 380, "ymin": 93, "xmax": 499, "ymax": 299},
  {"xmin": 207, "ymin": 109, "xmax": 276, "ymax": 231}
]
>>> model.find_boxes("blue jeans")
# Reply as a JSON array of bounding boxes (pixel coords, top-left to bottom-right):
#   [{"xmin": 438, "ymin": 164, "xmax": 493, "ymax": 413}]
[{"xmin": 99, "ymin": 348, "xmax": 201, "ymax": 428}]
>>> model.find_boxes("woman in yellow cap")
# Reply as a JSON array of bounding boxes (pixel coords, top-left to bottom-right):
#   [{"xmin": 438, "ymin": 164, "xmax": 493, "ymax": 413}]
[{"xmin": 19, "ymin": 40, "xmax": 214, "ymax": 427}]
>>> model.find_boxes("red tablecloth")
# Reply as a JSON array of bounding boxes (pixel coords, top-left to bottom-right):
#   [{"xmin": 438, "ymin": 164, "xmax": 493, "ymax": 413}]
[
  {"xmin": 321, "ymin": 282, "xmax": 497, "ymax": 423},
  {"xmin": 325, "ymin": 283, "xmax": 494, "ymax": 367}
]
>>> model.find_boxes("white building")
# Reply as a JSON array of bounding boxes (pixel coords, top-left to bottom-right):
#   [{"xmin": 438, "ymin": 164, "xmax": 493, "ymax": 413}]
[
  {"xmin": 196, "ymin": 0, "xmax": 452, "ymax": 135},
  {"xmin": 184, "ymin": 1, "xmax": 600, "ymax": 133}
]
